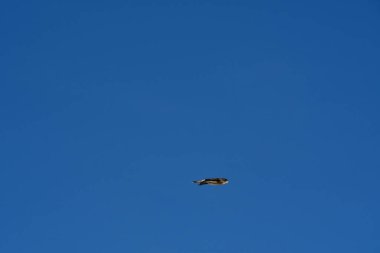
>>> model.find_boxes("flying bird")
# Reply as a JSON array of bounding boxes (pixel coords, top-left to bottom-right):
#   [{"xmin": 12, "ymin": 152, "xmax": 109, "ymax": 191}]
[{"xmin": 192, "ymin": 178, "xmax": 229, "ymax": 186}]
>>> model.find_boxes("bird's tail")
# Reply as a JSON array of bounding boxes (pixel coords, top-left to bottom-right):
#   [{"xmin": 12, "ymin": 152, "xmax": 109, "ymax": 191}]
[{"xmin": 193, "ymin": 180, "xmax": 207, "ymax": 185}]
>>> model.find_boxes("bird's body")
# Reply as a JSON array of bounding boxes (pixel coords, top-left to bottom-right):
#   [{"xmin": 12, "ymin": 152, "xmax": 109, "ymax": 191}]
[{"xmin": 193, "ymin": 178, "xmax": 229, "ymax": 186}]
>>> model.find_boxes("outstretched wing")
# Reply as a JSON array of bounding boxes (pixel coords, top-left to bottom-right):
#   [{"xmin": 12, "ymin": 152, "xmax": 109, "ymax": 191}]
[{"xmin": 193, "ymin": 178, "xmax": 228, "ymax": 185}]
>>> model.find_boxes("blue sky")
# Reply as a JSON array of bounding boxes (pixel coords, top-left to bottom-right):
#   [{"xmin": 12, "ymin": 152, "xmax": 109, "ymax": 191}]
[{"xmin": 1, "ymin": 0, "xmax": 379, "ymax": 252}]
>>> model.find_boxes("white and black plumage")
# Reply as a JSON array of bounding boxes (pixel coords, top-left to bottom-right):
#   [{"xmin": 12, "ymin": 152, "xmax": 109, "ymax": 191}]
[{"xmin": 192, "ymin": 178, "xmax": 229, "ymax": 186}]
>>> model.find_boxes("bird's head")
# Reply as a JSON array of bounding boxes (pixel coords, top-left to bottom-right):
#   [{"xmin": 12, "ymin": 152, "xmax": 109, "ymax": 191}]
[{"xmin": 221, "ymin": 178, "xmax": 229, "ymax": 184}]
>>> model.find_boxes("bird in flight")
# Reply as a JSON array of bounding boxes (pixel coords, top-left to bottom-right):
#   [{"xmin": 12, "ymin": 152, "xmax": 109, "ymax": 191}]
[{"xmin": 193, "ymin": 178, "xmax": 229, "ymax": 186}]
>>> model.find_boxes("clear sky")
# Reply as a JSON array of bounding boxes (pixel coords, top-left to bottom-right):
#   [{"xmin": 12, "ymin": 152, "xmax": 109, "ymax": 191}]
[{"xmin": 1, "ymin": 0, "xmax": 379, "ymax": 252}]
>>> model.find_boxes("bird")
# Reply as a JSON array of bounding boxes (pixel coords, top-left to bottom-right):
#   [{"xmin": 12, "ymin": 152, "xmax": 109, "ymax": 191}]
[{"xmin": 192, "ymin": 178, "xmax": 229, "ymax": 186}]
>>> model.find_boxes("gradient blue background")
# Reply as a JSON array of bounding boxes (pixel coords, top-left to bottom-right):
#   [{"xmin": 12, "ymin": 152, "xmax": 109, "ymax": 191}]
[{"xmin": 1, "ymin": 1, "xmax": 379, "ymax": 252}]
